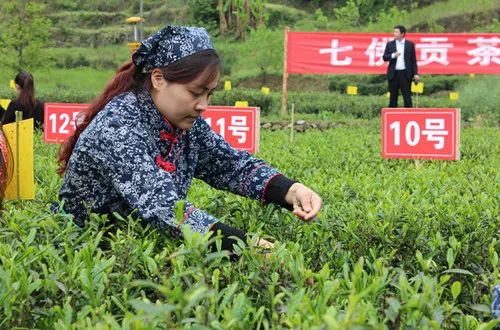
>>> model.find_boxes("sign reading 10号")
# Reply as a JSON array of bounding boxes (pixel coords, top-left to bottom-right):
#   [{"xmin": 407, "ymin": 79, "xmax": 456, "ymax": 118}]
[{"xmin": 381, "ymin": 108, "xmax": 460, "ymax": 160}]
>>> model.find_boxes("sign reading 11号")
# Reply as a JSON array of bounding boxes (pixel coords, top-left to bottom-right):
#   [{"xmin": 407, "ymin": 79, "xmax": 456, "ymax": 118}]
[
  {"xmin": 44, "ymin": 103, "xmax": 260, "ymax": 154},
  {"xmin": 381, "ymin": 108, "xmax": 460, "ymax": 160}
]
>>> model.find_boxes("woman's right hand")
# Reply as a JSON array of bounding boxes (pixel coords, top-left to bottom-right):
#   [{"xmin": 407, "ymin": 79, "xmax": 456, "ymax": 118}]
[
  {"xmin": 256, "ymin": 238, "xmax": 274, "ymax": 249},
  {"xmin": 256, "ymin": 238, "xmax": 274, "ymax": 258}
]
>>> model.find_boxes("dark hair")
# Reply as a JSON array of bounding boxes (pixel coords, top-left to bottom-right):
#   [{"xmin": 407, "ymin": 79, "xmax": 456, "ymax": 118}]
[
  {"xmin": 15, "ymin": 71, "xmax": 36, "ymax": 118},
  {"xmin": 394, "ymin": 25, "xmax": 406, "ymax": 36},
  {"xmin": 57, "ymin": 49, "xmax": 221, "ymax": 174}
]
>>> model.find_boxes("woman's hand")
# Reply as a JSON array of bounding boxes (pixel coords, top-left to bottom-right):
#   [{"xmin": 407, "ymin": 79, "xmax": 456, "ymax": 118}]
[
  {"xmin": 255, "ymin": 238, "xmax": 274, "ymax": 258},
  {"xmin": 284, "ymin": 183, "xmax": 322, "ymax": 221},
  {"xmin": 256, "ymin": 238, "xmax": 274, "ymax": 249}
]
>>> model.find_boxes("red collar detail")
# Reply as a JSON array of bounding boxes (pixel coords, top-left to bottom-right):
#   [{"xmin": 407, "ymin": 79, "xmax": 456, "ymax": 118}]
[
  {"xmin": 155, "ymin": 155, "xmax": 176, "ymax": 172},
  {"xmin": 159, "ymin": 130, "xmax": 178, "ymax": 143}
]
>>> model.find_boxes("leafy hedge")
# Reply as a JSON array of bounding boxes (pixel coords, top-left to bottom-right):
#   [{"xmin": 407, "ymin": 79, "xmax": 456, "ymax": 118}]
[
  {"xmin": 1, "ymin": 86, "xmax": 497, "ymax": 125},
  {"xmin": 49, "ymin": 26, "xmax": 160, "ymax": 47},
  {"xmin": 328, "ymin": 75, "xmax": 468, "ymax": 96},
  {"xmin": 212, "ymin": 89, "xmax": 478, "ymax": 120},
  {"xmin": 47, "ymin": 11, "xmax": 126, "ymax": 29}
]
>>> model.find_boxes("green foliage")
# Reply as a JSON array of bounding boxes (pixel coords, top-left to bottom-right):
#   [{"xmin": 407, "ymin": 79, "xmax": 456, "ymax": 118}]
[
  {"xmin": 48, "ymin": 11, "xmax": 126, "ymax": 29},
  {"xmin": 212, "ymin": 87, "xmax": 491, "ymax": 122},
  {"xmin": 45, "ymin": 45, "xmax": 130, "ymax": 70},
  {"xmin": 265, "ymin": 3, "xmax": 306, "ymax": 28},
  {"xmin": 213, "ymin": 28, "xmax": 284, "ymax": 79},
  {"xmin": 328, "ymin": 74, "xmax": 467, "ymax": 96},
  {"xmin": 313, "ymin": 8, "xmax": 328, "ymax": 29},
  {"xmin": 476, "ymin": 17, "xmax": 500, "ymax": 33},
  {"xmin": 455, "ymin": 75, "xmax": 500, "ymax": 126},
  {"xmin": 0, "ymin": 1, "xmax": 52, "ymax": 71},
  {"xmin": 333, "ymin": 0, "xmax": 361, "ymax": 27},
  {"xmin": 189, "ymin": 0, "xmax": 219, "ymax": 33},
  {"xmin": 0, "ymin": 125, "xmax": 499, "ymax": 328}
]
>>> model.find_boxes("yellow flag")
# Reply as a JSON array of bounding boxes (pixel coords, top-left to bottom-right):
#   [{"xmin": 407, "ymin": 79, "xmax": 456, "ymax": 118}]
[
  {"xmin": 260, "ymin": 87, "xmax": 270, "ymax": 95},
  {"xmin": 224, "ymin": 80, "xmax": 232, "ymax": 91},
  {"xmin": 347, "ymin": 86, "xmax": 358, "ymax": 95},
  {"xmin": 235, "ymin": 101, "xmax": 248, "ymax": 107},
  {"xmin": 411, "ymin": 82, "xmax": 424, "ymax": 94},
  {"xmin": 9, "ymin": 80, "xmax": 15, "ymax": 90},
  {"xmin": 449, "ymin": 92, "xmax": 459, "ymax": 101},
  {"xmin": 2, "ymin": 116, "xmax": 35, "ymax": 200},
  {"xmin": 0, "ymin": 99, "xmax": 10, "ymax": 109}
]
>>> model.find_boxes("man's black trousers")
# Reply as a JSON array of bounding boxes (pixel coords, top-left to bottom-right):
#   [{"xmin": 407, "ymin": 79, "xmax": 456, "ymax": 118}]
[{"xmin": 388, "ymin": 69, "xmax": 412, "ymax": 108}]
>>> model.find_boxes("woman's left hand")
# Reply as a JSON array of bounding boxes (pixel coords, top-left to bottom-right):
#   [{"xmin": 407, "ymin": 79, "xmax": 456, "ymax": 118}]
[{"xmin": 284, "ymin": 183, "xmax": 322, "ymax": 221}]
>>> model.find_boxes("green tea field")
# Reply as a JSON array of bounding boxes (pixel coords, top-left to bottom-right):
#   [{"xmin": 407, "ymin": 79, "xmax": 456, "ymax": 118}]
[{"xmin": 1, "ymin": 122, "xmax": 499, "ymax": 328}]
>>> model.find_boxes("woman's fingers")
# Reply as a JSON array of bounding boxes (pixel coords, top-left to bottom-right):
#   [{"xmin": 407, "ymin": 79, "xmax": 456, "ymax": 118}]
[
  {"xmin": 257, "ymin": 238, "xmax": 274, "ymax": 249},
  {"xmin": 293, "ymin": 190, "xmax": 322, "ymax": 221}
]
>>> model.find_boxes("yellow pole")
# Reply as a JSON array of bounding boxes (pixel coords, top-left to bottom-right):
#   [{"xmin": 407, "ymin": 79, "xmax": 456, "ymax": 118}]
[{"xmin": 15, "ymin": 111, "xmax": 22, "ymax": 199}]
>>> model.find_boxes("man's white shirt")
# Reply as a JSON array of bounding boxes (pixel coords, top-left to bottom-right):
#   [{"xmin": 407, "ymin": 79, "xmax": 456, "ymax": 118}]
[{"xmin": 392, "ymin": 39, "xmax": 406, "ymax": 70}]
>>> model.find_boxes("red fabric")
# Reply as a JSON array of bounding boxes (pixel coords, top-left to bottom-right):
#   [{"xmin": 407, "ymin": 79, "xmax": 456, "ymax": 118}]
[
  {"xmin": 0, "ymin": 132, "xmax": 8, "ymax": 186},
  {"xmin": 155, "ymin": 155, "xmax": 176, "ymax": 172},
  {"xmin": 159, "ymin": 130, "xmax": 178, "ymax": 143},
  {"xmin": 287, "ymin": 32, "xmax": 500, "ymax": 74},
  {"xmin": 156, "ymin": 130, "xmax": 179, "ymax": 173}
]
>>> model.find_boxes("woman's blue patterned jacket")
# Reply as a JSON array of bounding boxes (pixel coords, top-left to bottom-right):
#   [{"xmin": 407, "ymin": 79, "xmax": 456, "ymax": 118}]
[{"xmin": 59, "ymin": 90, "xmax": 283, "ymax": 235}]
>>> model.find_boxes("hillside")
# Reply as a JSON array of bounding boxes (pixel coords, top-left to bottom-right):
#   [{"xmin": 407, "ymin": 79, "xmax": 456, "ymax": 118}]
[{"xmin": 0, "ymin": 0, "xmax": 499, "ymax": 124}]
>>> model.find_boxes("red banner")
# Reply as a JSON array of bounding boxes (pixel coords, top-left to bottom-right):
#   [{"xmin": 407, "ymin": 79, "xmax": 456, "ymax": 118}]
[
  {"xmin": 381, "ymin": 108, "xmax": 460, "ymax": 160},
  {"xmin": 44, "ymin": 103, "xmax": 260, "ymax": 153},
  {"xmin": 287, "ymin": 32, "xmax": 500, "ymax": 74}
]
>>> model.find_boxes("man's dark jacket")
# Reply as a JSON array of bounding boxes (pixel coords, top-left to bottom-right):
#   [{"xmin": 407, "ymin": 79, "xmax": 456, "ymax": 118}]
[{"xmin": 383, "ymin": 39, "xmax": 418, "ymax": 80}]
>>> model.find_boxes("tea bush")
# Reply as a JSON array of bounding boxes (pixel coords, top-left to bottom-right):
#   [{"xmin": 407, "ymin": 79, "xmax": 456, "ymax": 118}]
[{"xmin": 0, "ymin": 125, "xmax": 498, "ymax": 328}]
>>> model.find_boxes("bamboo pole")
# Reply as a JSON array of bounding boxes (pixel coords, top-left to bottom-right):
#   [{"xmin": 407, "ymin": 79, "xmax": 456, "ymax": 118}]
[{"xmin": 281, "ymin": 26, "xmax": 289, "ymax": 115}]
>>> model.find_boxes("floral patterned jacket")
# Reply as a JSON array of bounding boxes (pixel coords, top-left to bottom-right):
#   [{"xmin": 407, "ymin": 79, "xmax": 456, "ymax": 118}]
[{"xmin": 59, "ymin": 90, "xmax": 286, "ymax": 236}]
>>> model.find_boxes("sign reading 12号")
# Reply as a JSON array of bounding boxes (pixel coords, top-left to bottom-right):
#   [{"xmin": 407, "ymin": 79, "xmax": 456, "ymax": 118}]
[
  {"xmin": 381, "ymin": 108, "xmax": 460, "ymax": 160},
  {"xmin": 44, "ymin": 103, "xmax": 260, "ymax": 154},
  {"xmin": 44, "ymin": 103, "xmax": 87, "ymax": 142}
]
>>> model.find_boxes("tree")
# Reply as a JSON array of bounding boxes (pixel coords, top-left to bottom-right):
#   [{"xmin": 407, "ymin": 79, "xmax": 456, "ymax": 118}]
[
  {"xmin": 220, "ymin": 0, "xmax": 267, "ymax": 39},
  {"xmin": 0, "ymin": 1, "xmax": 52, "ymax": 71}
]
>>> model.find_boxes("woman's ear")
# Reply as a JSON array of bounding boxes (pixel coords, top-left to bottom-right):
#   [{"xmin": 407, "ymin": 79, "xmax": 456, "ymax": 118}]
[{"xmin": 150, "ymin": 68, "xmax": 166, "ymax": 90}]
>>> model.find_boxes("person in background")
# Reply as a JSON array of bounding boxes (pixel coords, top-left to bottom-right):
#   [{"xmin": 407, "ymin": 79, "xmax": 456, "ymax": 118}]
[
  {"xmin": 2, "ymin": 71, "xmax": 44, "ymax": 129},
  {"xmin": 57, "ymin": 25, "xmax": 322, "ymax": 256},
  {"xmin": 383, "ymin": 25, "xmax": 419, "ymax": 108}
]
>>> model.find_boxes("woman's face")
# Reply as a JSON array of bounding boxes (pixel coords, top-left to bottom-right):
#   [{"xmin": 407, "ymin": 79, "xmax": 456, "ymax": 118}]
[{"xmin": 150, "ymin": 68, "xmax": 218, "ymax": 129}]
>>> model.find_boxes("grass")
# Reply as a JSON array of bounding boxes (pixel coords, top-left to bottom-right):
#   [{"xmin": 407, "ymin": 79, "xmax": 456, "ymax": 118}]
[
  {"xmin": 0, "ymin": 67, "xmax": 115, "ymax": 102},
  {"xmin": 456, "ymin": 75, "xmax": 500, "ymax": 126}
]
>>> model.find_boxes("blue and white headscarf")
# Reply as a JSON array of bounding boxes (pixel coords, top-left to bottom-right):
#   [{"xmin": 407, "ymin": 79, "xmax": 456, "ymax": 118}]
[{"xmin": 132, "ymin": 25, "xmax": 214, "ymax": 72}]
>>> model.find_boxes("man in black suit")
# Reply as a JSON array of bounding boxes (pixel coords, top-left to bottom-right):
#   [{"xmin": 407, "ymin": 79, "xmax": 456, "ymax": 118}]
[{"xmin": 383, "ymin": 25, "xmax": 419, "ymax": 108}]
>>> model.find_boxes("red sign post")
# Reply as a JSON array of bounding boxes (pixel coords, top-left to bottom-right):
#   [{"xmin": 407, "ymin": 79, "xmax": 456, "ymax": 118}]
[
  {"xmin": 202, "ymin": 106, "xmax": 260, "ymax": 153},
  {"xmin": 44, "ymin": 103, "xmax": 88, "ymax": 143},
  {"xmin": 382, "ymin": 108, "xmax": 460, "ymax": 160},
  {"xmin": 44, "ymin": 103, "xmax": 260, "ymax": 153}
]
